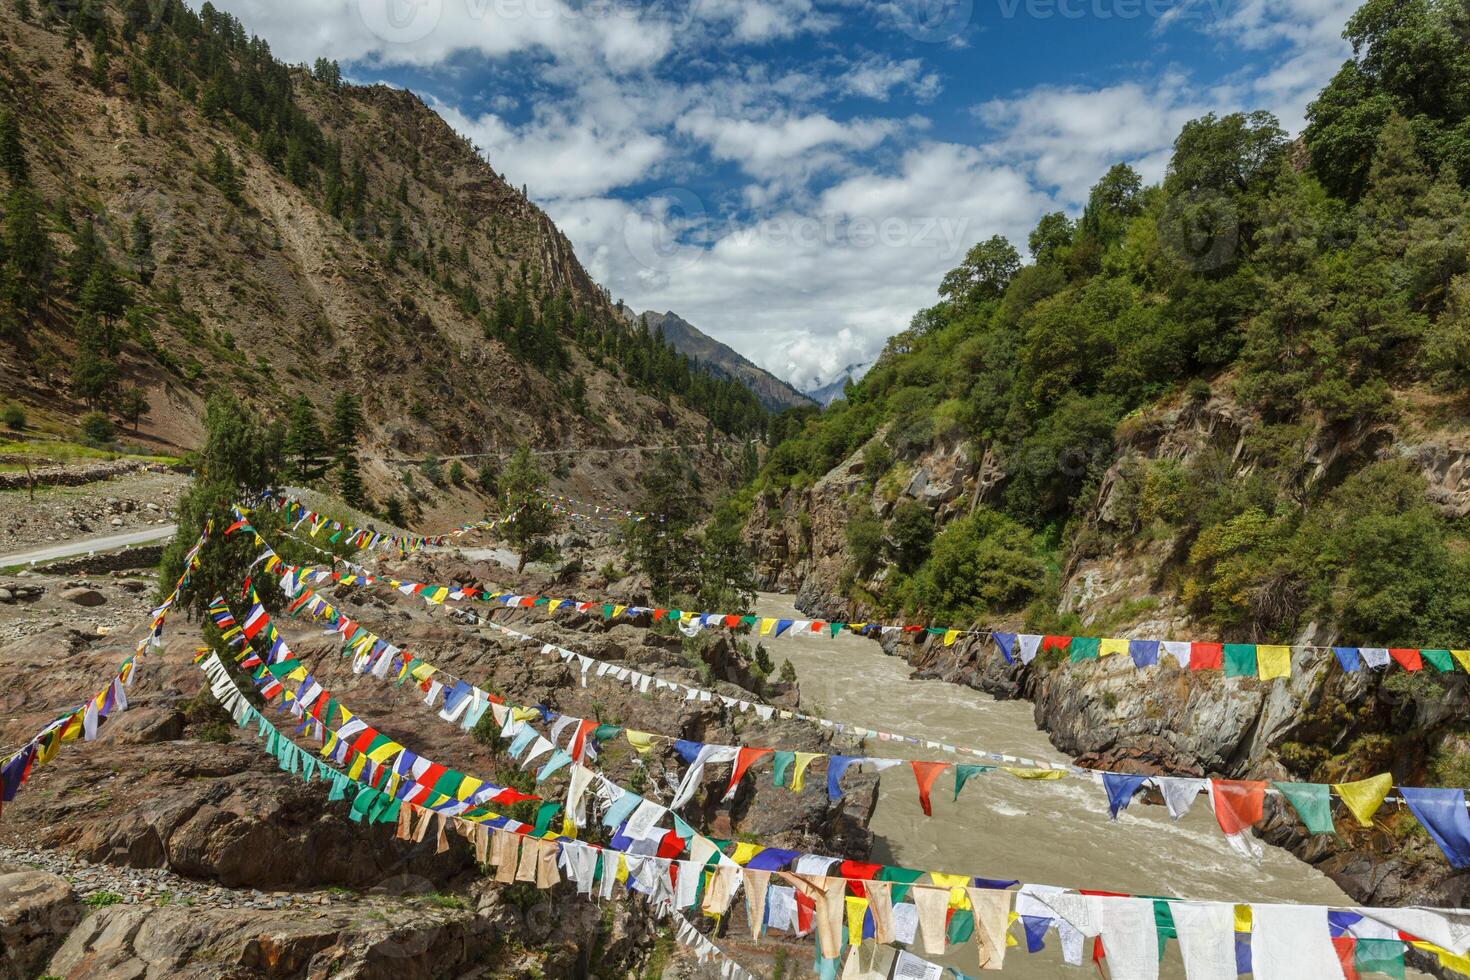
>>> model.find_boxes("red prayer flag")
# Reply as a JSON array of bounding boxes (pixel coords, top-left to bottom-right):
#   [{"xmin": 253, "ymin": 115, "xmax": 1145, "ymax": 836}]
[
  {"xmin": 794, "ymin": 888, "xmax": 815, "ymax": 935},
  {"xmin": 1190, "ymin": 642, "xmax": 1223, "ymax": 670},
  {"xmin": 1389, "ymin": 648, "xmax": 1423, "ymax": 671},
  {"xmin": 724, "ymin": 615, "xmax": 742, "ymax": 629},
  {"xmin": 656, "ymin": 829, "xmax": 684, "ymax": 859},
  {"xmin": 911, "ymin": 760, "xmax": 949, "ymax": 817},
  {"xmin": 1332, "ymin": 937, "xmax": 1359, "ymax": 980},
  {"xmin": 725, "ymin": 747, "xmax": 774, "ymax": 799},
  {"xmin": 837, "ymin": 860, "xmax": 882, "ymax": 898},
  {"xmin": 1042, "ymin": 635, "xmax": 1072, "ymax": 653},
  {"xmin": 1209, "ymin": 779, "xmax": 1266, "ymax": 835}
]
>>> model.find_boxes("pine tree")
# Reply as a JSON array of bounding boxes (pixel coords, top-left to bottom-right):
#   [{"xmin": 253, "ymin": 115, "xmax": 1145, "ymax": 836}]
[
  {"xmin": 328, "ymin": 391, "xmax": 365, "ymax": 507},
  {"xmin": 208, "ymin": 145, "xmax": 242, "ymax": 205},
  {"xmin": 4, "ymin": 188, "xmax": 49, "ymax": 311},
  {"xmin": 67, "ymin": 219, "xmax": 103, "ymax": 292},
  {"xmin": 71, "ymin": 312, "xmax": 120, "ymax": 407},
  {"xmin": 80, "ymin": 261, "xmax": 129, "ymax": 323},
  {"xmin": 0, "ymin": 109, "xmax": 27, "ymax": 185},
  {"xmin": 283, "ymin": 395, "xmax": 325, "ymax": 482},
  {"xmin": 501, "ymin": 444, "xmax": 555, "ymax": 572},
  {"xmin": 129, "ymin": 212, "xmax": 155, "ymax": 286},
  {"xmin": 157, "ymin": 392, "xmax": 282, "ymax": 619}
]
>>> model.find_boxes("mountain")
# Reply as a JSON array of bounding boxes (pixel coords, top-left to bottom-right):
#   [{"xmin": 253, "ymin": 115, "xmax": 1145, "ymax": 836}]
[
  {"xmin": 0, "ymin": 0, "xmax": 763, "ymax": 512},
  {"xmin": 801, "ymin": 360, "xmax": 873, "ymax": 406},
  {"xmin": 737, "ymin": 0, "xmax": 1470, "ymax": 914},
  {"xmin": 619, "ymin": 307, "xmax": 814, "ymax": 413}
]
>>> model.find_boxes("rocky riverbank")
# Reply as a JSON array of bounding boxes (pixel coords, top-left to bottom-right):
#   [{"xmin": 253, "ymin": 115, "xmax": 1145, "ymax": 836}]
[{"xmin": 0, "ymin": 544, "xmax": 882, "ymax": 979}]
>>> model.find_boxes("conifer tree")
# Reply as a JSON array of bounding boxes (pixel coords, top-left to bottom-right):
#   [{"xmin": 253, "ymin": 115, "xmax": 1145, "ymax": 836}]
[
  {"xmin": 4, "ymin": 188, "xmax": 50, "ymax": 313},
  {"xmin": 283, "ymin": 395, "xmax": 326, "ymax": 482},
  {"xmin": 328, "ymin": 391, "xmax": 365, "ymax": 507},
  {"xmin": 500, "ymin": 444, "xmax": 556, "ymax": 572},
  {"xmin": 129, "ymin": 212, "xmax": 155, "ymax": 286},
  {"xmin": 0, "ymin": 109, "xmax": 26, "ymax": 185}
]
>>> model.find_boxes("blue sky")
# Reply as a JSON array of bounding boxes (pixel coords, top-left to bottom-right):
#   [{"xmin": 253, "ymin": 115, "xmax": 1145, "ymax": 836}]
[{"xmin": 215, "ymin": 0, "xmax": 1359, "ymax": 388}]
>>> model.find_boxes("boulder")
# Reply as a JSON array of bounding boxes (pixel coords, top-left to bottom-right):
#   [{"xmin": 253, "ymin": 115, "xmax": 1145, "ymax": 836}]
[
  {"xmin": 0, "ymin": 865, "xmax": 84, "ymax": 980},
  {"xmin": 60, "ymin": 587, "xmax": 106, "ymax": 607}
]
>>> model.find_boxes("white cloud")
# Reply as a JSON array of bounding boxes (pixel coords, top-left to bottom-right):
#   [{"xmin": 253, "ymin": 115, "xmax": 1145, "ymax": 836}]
[
  {"xmin": 432, "ymin": 100, "xmax": 669, "ymax": 198},
  {"xmin": 677, "ymin": 112, "xmax": 903, "ymax": 180},
  {"xmin": 975, "ymin": 76, "xmax": 1212, "ymax": 203}
]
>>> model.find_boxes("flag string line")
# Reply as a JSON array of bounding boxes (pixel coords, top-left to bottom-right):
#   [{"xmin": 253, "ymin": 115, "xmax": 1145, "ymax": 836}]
[{"xmin": 261, "ymin": 495, "xmax": 1470, "ymax": 676}]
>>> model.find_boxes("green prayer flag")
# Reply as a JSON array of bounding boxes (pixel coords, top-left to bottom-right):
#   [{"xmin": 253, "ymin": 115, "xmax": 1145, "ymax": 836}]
[
  {"xmin": 954, "ymin": 764, "xmax": 993, "ymax": 800},
  {"xmin": 772, "ymin": 751, "xmax": 796, "ymax": 788},
  {"xmin": 947, "ymin": 906, "xmax": 975, "ymax": 945},
  {"xmin": 431, "ymin": 769, "xmax": 465, "ymax": 799},
  {"xmin": 830, "ymin": 622, "xmax": 844, "ymax": 637},
  {"xmin": 1355, "ymin": 939, "xmax": 1406, "ymax": 979},
  {"xmin": 1223, "ymin": 644, "xmax": 1257, "ymax": 677},
  {"xmin": 533, "ymin": 801, "xmax": 564, "ymax": 835},
  {"xmin": 1273, "ymin": 781, "xmax": 1336, "ymax": 834},
  {"xmin": 591, "ymin": 724, "xmax": 622, "ymax": 742},
  {"xmin": 877, "ymin": 866, "xmax": 925, "ymax": 904},
  {"xmin": 1422, "ymin": 649, "xmax": 1455, "ymax": 673},
  {"xmin": 1153, "ymin": 900, "xmax": 1176, "ymax": 958},
  {"xmin": 603, "ymin": 604, "xmax": 615, "ymax": 619},
  {"xmin": 348, "ymin": 786, "xmax": 376, "ymax": 822},
  {"xmin": 1070, "ymin": 637, "xmax": 1101, "ymax": 662},
  {"xmin": 376, "ymin": 797, "xmax": 402, "ymax": 826}
]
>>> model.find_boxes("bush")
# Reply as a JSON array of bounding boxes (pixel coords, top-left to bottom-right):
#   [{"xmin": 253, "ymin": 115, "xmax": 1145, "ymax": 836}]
[
  {"xmin": 845, "ymin": 503, "xmax": 884, "ymax": 578},
  {"xmin": 419, "ymin": 454, "xmax": 444, "ymax": 486},
  {"xmin": 1, "ymin": 404, "xmax": 23, "ymax": 430},
  {"xmin": 477, "ymin": 459, "xmax": 499, "ymax": 494},
  {"xmin": 80, "ymin": 411, "xmax": 115, "ymax": 445},
  {"xmin": 913, "ymin": 509, "xmax": 1045, "ymax": 624},
  {"xmin": 888, "ymin": 500, "xmax": 934, "ymax": 573},
  {"xmin": 448, "ymin": 460, "xmax": 465, "ymax": 486},
  {"xmin": 778, "ymin": 659, "xmax": 797, "ymax": 683}
]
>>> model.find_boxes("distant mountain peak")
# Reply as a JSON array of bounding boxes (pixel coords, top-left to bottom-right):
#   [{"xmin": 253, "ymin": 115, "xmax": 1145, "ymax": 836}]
[
  {"xmin": 621, "ymin": 308, "xmax": 816, "ymax": 413},
  {"xmin": 801, "ymin": 360, "xmax": 874, "ymax": 406}
]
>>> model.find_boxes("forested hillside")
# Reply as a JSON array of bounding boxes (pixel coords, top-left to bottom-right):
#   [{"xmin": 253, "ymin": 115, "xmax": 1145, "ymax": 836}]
[
  {"xmin": 746, "ymin": 0, "xmax": 1470, "ymax": 652},
  {"xmin": 0, "ymin": 0, "xmax": 764, "ymax": 517}
]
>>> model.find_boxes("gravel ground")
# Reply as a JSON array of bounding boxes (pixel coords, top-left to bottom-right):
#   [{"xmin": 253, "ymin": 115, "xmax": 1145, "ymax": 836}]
[{"xmin": 0, "ymin": 844, "xmax": 358, "ymax": 910}]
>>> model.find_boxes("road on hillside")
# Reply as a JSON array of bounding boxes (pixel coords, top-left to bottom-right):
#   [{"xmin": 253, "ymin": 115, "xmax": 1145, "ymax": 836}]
[{"xmin": 0, "ymin": 524, "xmax": 178, "ymax": 569}]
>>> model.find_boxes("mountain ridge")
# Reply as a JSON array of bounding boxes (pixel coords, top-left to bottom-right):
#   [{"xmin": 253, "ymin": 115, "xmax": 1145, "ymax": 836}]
[{"xmin": 618, "ymin": 306, "xmax": 815, "ymax": 412}]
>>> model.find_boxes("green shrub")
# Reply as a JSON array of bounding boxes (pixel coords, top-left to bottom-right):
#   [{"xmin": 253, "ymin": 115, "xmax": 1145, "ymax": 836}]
[
  {"xmin": 2, "ymin": 404, "xmax": 24, "ymax": 430},
  {"xmin": 844, "ymin": 503, "xmax": 883, "ymax": 578},
  {"xmin": 913, "ymin": 509, "xmax": 1044, "ymax": 624},
  {"xmin": 80, "ymin": 411, "xmax": 115, "ymax": 445}
]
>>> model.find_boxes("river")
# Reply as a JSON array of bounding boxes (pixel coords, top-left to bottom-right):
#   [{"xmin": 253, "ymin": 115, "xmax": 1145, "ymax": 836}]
[{"xmin": 751, "ymin": 592, "xmax": 1409, "ymax": 978}]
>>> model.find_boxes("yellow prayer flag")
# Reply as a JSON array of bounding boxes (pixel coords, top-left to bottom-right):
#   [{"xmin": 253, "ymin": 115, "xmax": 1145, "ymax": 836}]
[
  {"xmin": 347, "ymin": 754, "xmax": 368, "ymax": 780},
  {"xmin": 456, "ymin": 776, "xmax": 483, "ymax": 801},
  {"xmin": 1234, "ymin": 906, "xmax": 1251, "ymax": 932},
  {"xmin": 1099, "ymin": 638, "xmax": 1129, "ymax": 657},
  {"xmin": 1003, "ymin": 767, "xmax": 1064, "ymax": 780},
  {"xmin": 1007, "ymin": 911, "xmax": 1019, "ymax": 947},
  {"xmin": 615, "ymin": 855, "xmax": 629, "ymax": 884},
  {"xmin": 624, "ymin": 730, "xmax": 658, "ymax": 754},
  {"xmin": 611, "ymin": 605, "xmax": 628, "ymax": 619},
  {"xmin": 790, "ymin": 752, "xmax": 822, "ymax": 792},
  {"xmin": 930, "ymin": 872, "xmax": 970, "ymax": 909},
  {"xmin": 731, "ymin": 842, "xmax": 763, "ymax": 865},
  {"xmin": 1256, "ymin": 645, "xmax": 1292, "ymax": 680},
  {"xmin": 367, "ymin": 740, "xmax": 403, "ymax": 763},
  {"xmin": 943, "ymin": 629, "xmax": 960, "ymax": 646},
  {"xmin": 1452, "ymin": 650, "xmax": 1470, "ymax": 673},
  {"xmin": 846, "ymin": 897, "xmax": 869, "ymax": 947},
  {"xmin": 760, "ymin": 618, "xmax": 776, "ymax": 636},
  {"xmin": 1332, "ymin": 772, "xmax": 1393, "ymax": 827},
  {"xmin": 511, "ymin": 706, "xmax": 541, "ymax": 723}
]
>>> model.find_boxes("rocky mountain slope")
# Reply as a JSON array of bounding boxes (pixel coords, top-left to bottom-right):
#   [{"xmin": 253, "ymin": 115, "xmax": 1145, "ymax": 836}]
[
  {"xmin": 621, "ymin": 307, "xmax": 815, "ymax": 412},
  {"xmin": 0, "ymin": 0, "xmax": 759, "ymax": 509}
]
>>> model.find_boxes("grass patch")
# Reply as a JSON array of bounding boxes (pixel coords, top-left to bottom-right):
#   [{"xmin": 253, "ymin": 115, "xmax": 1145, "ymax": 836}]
[{"xmin": 85, "ymin": 891, "xmax": 124, "ymax": 908}]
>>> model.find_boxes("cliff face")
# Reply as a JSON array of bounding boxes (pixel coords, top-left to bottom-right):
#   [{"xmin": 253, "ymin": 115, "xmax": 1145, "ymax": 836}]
[{"xmin": 746, "ymin": 387, "xmax": 1470, "ymax": 909}]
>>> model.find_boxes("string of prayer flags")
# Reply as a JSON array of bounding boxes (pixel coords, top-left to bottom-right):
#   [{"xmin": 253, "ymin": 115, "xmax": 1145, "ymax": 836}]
[{"xmin": 254, "ymin": 529, "xmax": 1470, "ymax": 872}]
